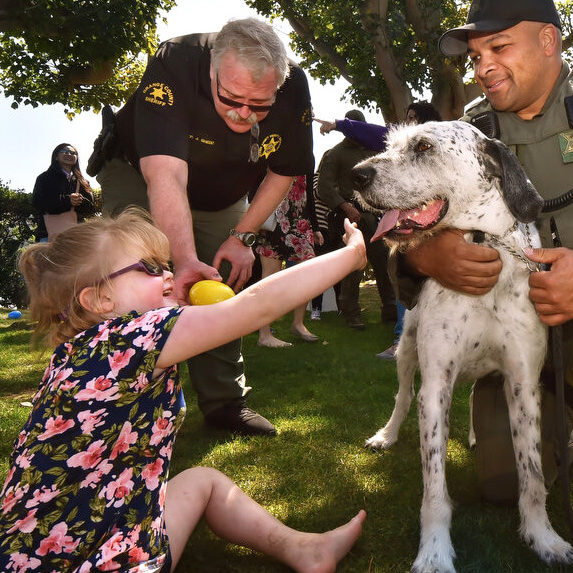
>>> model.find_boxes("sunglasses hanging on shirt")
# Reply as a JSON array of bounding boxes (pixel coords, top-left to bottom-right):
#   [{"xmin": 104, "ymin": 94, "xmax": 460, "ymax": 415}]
[{"xmin": 249, "ymin": 123, "xmax": 260, "ymax": 163}]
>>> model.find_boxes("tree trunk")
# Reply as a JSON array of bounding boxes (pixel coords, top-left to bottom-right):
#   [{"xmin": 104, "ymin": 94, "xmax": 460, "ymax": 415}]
[{"xmin": 362, "ymin": 0, "xmax": 412, "ymax": 122}]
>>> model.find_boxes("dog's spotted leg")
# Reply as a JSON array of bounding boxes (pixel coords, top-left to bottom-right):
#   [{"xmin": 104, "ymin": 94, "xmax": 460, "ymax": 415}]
[
  {"xmin": 504, "ymin": 372, "xmax": 573, "ymax": 565},
  {"xmin": 365, "ymin": 322, "xmax": 418, "ymax": 450},
  {"xmin": 412, "ymin": 369, "xmax": 456, "ymax": 573}
]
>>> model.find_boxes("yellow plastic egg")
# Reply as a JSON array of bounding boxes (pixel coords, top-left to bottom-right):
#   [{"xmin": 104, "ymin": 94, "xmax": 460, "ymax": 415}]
[{"xmin": 189, "ymin": 280, "xmax": 235, "ymax": 305}]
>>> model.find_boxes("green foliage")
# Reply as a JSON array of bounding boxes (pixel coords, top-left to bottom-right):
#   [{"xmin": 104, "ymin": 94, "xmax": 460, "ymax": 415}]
[
  {"xmin": 247, "ymin": 0, "xmax": 467, "ymax": 118},
  {"xmin": 0, "ymin": 0, "xmax": 176, "ymax": 116},
  {"xmin": 247, "ymin": 0, "xmax": 573, "ymax": 120},
  {"xmin": 3, "ymin": 0, "xmax": 572, "ymax": 119},
  {"xmin": 0, "ymin": 179, "xmax": 101, "ymax": 308},
  {"xmin": 0, "ymin": 182, "xmax": 36, "ymax": 309}
]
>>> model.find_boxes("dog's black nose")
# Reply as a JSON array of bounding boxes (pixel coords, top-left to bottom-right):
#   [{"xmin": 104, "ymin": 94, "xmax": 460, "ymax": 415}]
[{"xmin": 352, "ymin": 165, "xmax": 375, "ymax": 190}]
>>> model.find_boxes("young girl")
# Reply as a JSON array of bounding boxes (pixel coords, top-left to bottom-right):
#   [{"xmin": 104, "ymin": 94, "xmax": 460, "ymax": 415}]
[{"xmin": 0, "ymin": 208, "xmax": 367, "ymax": 573}]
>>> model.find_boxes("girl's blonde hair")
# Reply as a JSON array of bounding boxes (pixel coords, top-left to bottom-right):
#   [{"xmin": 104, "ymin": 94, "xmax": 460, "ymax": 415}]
[{"xmin": 19, "ymin": 207, "xmax": 170, "ymax": 347}]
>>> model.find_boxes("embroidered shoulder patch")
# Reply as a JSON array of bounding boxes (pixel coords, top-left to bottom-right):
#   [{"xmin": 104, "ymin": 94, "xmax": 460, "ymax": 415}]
[
  {"xmin": 143, "ymin": 83, "xmax": 174, "ymax": 107},
  {"xmin": 558, "ymin": 130, "xmax": 573, "ymax": 163}
]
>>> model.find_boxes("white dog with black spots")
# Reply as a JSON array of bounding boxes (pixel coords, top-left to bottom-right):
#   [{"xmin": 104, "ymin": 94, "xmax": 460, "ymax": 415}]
[{"xmin": 353, "ymin": 120, "xmax": 573, "ymax": 573}]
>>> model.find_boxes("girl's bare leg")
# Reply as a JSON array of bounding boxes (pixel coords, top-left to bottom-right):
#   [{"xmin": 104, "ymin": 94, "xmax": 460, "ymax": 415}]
[
  {"xmin": 257, "ymin": 255, "xmax": 292, "ymax": 347},
  {"xmin": 165, "ymin": 467, "xmax": 366, "ymax": 573}
]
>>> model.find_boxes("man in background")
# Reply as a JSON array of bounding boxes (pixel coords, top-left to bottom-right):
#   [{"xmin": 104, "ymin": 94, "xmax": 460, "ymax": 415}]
[{"xmin": 317, "ymin": 110, "xmax": 396, "ymax": 330}]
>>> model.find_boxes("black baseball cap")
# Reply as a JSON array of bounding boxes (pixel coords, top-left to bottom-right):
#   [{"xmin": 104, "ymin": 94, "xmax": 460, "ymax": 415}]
[
  {"xmin": 439, "ymin": 0, "xmax": 561, "ymax": 57},
  {"xmin": 345, "ymin": 109, "xmax": 366, "ymax": 122}
]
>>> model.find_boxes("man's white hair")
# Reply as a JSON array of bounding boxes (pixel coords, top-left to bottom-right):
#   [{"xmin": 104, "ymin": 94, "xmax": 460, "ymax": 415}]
[{"xmin": 212, "ymin": 18, "xmax": 289, "ymax": 88}]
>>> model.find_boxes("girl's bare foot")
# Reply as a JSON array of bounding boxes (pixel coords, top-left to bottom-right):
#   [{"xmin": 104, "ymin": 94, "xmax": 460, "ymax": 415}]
[{"xmin": 289, "ymin": 510, "xmax": 366, "ymax": 573}]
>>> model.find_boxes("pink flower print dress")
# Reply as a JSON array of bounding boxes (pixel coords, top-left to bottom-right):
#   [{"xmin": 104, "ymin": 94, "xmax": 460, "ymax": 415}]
[{"xmin": 0, "ymin": 307, "xmax": 184, "ymax": 572}]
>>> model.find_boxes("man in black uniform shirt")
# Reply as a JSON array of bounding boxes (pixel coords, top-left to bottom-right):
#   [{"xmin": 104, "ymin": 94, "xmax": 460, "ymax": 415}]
[{"xmin": 93, "ymin": 18, "xmax": 314, "ymax": 436}]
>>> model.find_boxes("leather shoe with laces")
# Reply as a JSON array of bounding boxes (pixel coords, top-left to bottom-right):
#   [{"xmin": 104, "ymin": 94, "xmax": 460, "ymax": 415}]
[{"xmin": 205, "ymin": 401, "xmax": 277, "ymax": 436}]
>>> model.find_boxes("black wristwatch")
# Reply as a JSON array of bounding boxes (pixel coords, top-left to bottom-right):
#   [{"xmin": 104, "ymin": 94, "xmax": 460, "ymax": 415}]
[{"xmin": 229, "ymin": 228, "xmax": 257, "ymax": 247}]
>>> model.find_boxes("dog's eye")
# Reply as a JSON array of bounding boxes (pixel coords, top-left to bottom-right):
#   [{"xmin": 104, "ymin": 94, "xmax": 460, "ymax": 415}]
[{"xmin": 415, "ymin": 140, "xmax": 433, "ymax": 153}]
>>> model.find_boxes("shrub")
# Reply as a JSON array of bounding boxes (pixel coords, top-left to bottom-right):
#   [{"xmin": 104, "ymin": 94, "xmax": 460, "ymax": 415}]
[
  {"xmin": 0, "ymin": 180, "xmax": 102, "ymax": 308},
  {"xmin": 0, "ymin": 181, "xmax": 36, "ymax": 308}
]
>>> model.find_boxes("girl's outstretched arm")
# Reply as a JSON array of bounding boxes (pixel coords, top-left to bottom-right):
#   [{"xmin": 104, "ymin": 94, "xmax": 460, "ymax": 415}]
[{"xmin": 156, "ymin": 220, "xmax": 366, "ymax": 367}]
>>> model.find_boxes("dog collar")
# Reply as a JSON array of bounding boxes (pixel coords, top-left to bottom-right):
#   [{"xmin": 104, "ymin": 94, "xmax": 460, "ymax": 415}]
[{"xmin": 483, "ymin": 222, "xmax": 541, "ymax": 273}]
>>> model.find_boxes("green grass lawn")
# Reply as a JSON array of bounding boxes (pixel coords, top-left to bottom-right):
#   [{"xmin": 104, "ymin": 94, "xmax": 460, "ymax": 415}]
[{"xmin": 1, "ymin": 286, "xmax": 573, "ymax": 572}]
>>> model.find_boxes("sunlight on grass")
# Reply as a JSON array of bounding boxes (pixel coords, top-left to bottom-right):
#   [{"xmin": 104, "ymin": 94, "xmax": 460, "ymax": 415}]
[
  {"xmin": 271, "ymin": 415, "xmax": 331, "ymax": 434},
  {"xmin": 0, "ymin": 395, "xmax": 34, "ymax": 481},
  {"xmin": 447, "ymin": 438, "xmax": 473, "ymax": 466}
]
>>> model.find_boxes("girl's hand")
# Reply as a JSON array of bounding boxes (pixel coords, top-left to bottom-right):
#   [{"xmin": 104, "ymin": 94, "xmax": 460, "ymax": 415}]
[{"xmin": 342, "ymin": 219, "xmax": 367, "ymax": 270}]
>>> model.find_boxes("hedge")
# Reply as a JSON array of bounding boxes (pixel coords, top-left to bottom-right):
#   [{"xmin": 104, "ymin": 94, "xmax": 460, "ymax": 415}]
[
  {"xmin": 0, "ymin": 180, "xmax": 101, "ymax": 308},
  {"xmin": 0, "ymin": 182, "xmax": 37, "ymax": 308}
]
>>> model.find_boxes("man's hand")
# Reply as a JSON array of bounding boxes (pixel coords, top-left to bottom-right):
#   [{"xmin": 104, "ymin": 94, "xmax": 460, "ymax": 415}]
[
  {"xmin": 314, "ymin": 231, "xmax": 324, "ymax": 246},
  {"xmin": 173, "ymin": 260, "xmax": 222, "ymax": 305},
  {"xmin": 313, "ymin": 118, "xmax": 336, "ymax": 135},
  {"xmin": 405, "ymin": 228, "xmax": 502, "ymax": 295},
  {"xmin": 212, "ymin": 236, "xmax": 256, "ymax": 291},
  {"xmin": 526, "ymin": 247, "xmax": 573, "ymax": 326}
]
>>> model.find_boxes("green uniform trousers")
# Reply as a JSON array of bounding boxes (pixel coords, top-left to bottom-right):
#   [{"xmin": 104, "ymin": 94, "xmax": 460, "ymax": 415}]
[
  {"xmin": 472, "ymin": 322, "xmax": 573, "ymax": 504},
  {"xmin": 97, "ymin": 158, "xmax": 251, "ymax": 415}
]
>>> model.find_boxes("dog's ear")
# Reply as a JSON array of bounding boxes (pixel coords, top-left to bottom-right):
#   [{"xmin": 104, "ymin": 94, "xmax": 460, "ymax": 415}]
[{"xmin": 483, "ymin": 138, "xmax": 543, "ymax": 222}]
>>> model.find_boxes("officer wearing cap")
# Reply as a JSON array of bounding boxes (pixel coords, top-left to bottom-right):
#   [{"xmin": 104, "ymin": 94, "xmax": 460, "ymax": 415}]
[{"xmin": 399, "ymin": 0, "xmax": 573, "ymax": 503}]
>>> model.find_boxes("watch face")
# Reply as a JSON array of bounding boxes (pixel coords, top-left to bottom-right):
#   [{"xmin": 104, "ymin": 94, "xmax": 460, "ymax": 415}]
[{"xmin": 243, "ymin": 233, "xmax": 256, "ymax": 247}]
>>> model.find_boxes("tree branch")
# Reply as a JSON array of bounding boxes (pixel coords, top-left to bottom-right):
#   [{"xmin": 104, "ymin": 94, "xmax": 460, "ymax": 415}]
[{"xmin": 281, "ymin": 10, "xmax": 356, "ymax": 85}]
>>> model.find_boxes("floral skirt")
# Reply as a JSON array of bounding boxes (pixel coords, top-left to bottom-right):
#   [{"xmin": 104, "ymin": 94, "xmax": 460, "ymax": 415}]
[{"xmin": 255, "ymin": 175, "xmax": 315, "ymax": 263}]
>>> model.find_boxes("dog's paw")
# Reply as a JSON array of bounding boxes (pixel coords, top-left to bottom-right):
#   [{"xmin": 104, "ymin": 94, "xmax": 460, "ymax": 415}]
[
  {"xmin": 364, "ymin": 430, "xmax": 396, "ymax": 450},
  {"xmin": 524, "ymin": 526, "xmax": 573, "ymax": 565},
  {"xmin": 411, "ymin": 548, "xmax": 456, "ymax": 573},
  {"xmin": 411, "ymin": 561, "xmax": 456, "ymax": 573},
  {"xmin": 411, "ymin": 527, "xmax": 456, "ymax": 573}
]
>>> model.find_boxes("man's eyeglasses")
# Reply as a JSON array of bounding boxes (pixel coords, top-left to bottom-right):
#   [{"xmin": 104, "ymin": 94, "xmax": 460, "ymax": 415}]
[
  {"xmin": 249, "ymin": 122, "xmax": 260, "ymax": 163},
  {"xmin": 216, "ymin": 75, "xmax": 274, "ymax": 113},
  {"xmin": 103, "ymin": 259, "xmax": 170, "ymax": 282},
  {"xmin": 58, "ymin": 149, "xmax": 77, "ymax": 156}
]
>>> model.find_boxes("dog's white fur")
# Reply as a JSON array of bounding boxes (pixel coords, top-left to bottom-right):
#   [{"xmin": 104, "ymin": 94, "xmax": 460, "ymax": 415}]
[{"xmin": 355, "ymin": 121, "xmax": 573, "ymax": 572}]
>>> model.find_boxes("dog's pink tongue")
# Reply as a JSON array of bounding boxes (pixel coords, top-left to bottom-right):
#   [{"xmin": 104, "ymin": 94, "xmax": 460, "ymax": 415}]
[{"xmin": 371, "ymin": 210, "xmax": 400, "ymax": 242}]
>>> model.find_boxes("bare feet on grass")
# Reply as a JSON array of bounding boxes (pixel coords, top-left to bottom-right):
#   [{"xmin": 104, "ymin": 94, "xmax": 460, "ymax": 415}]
[
  {"xmin": 257, "ymin": 335, "xmax": 293, "ymax": 348},
  {"xmin": 287, "ymin": 510, "xmax": 367, "ymax": 573}
]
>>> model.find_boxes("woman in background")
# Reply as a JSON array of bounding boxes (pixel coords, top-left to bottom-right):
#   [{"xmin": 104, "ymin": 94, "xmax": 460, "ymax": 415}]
[
  {"xmin": 32, "ymin": 143, "xmax": 95, "ymax": 241},
  {"xmin": 256, "ymin": 174, "xmax": 322, "ymax": 347}
]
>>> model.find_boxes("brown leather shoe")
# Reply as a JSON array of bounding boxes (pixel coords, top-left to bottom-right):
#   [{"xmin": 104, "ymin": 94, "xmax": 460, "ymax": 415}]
[{"xmin": 205, "ymin": 401, "xmax": 277, "ymax": 436}]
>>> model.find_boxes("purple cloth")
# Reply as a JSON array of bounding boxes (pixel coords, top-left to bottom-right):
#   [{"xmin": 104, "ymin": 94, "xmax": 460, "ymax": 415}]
[{"xmin": 335, "ymin": 119, "xmax": 390, "ymax": 152}]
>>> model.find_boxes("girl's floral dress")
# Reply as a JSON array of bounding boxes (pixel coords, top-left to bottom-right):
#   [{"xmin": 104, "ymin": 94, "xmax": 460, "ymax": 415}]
[
  {"xmin": 256, "ymin": 175, "xmax": 315, "ymax": 263},
  {"xmin": 0, "ymin": 306, "xmax": 184, "ymax": 573}
]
